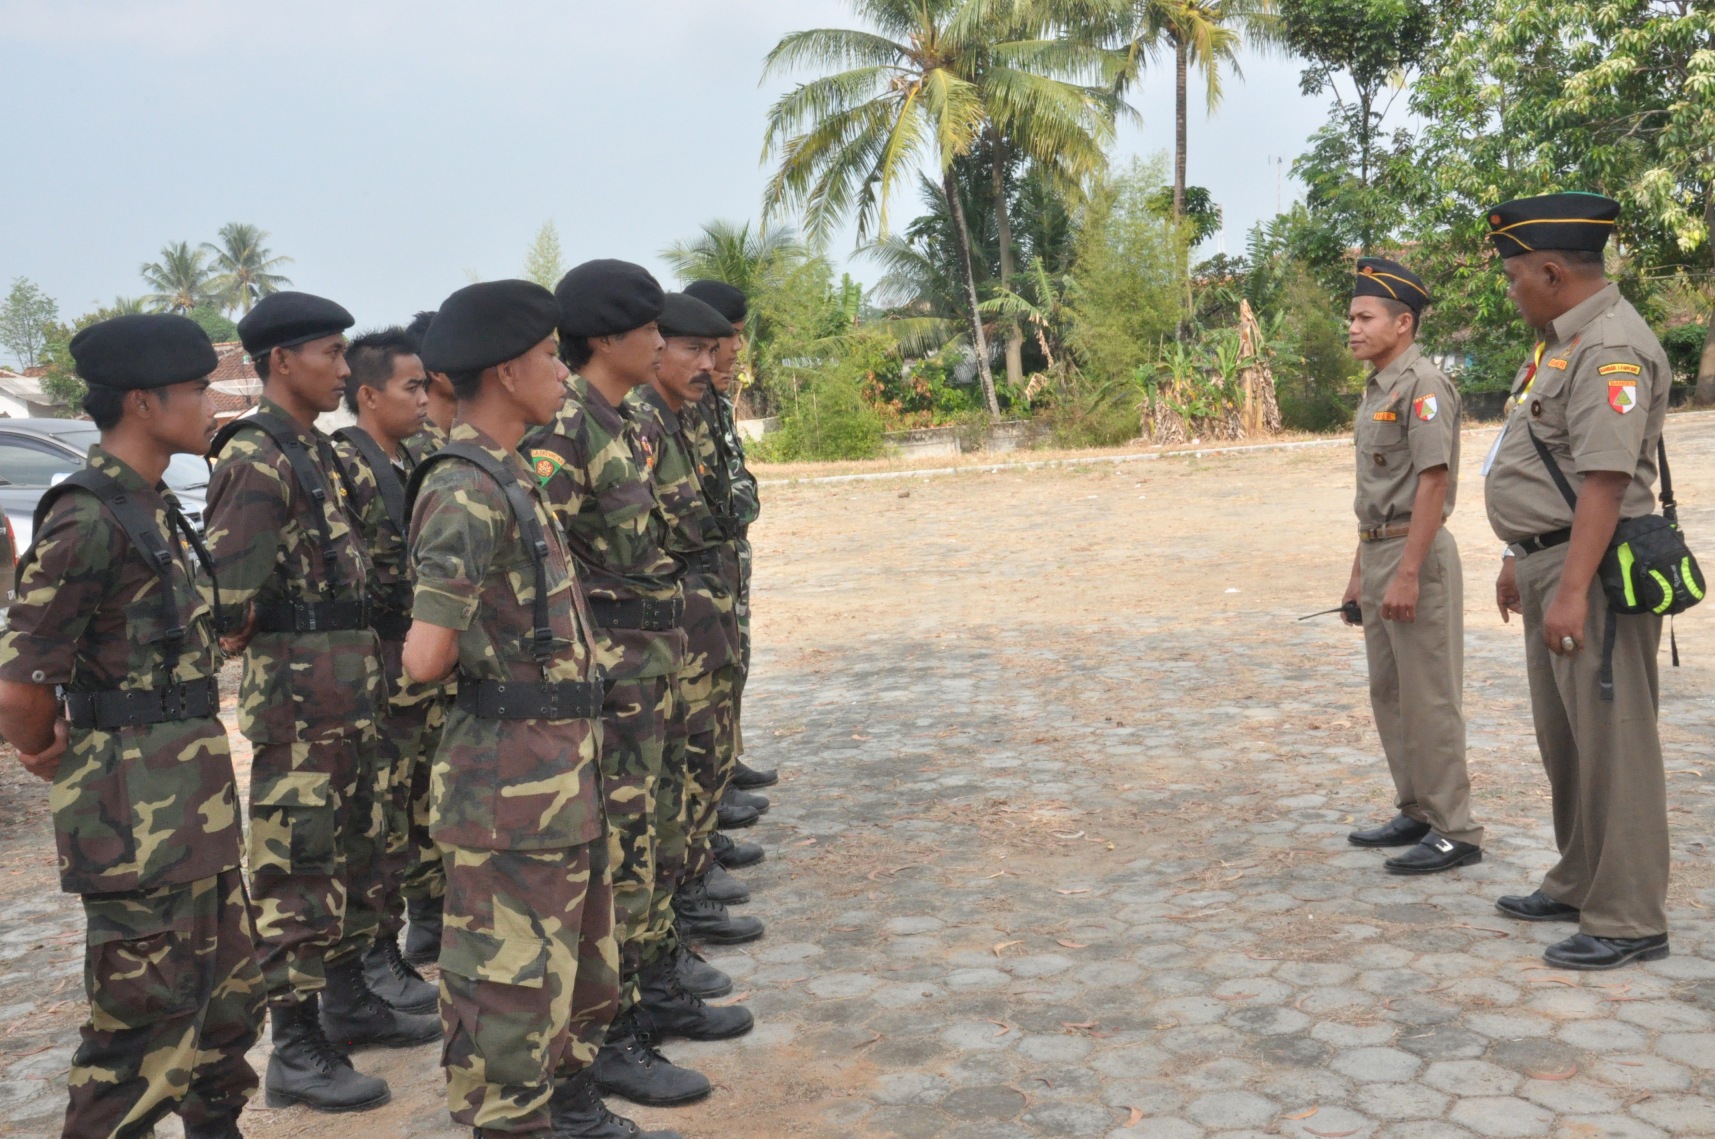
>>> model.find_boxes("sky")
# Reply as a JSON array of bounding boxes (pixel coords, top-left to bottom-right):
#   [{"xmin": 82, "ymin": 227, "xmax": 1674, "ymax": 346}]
[{"xmin": 0, "ymin": 0, "xmax": 1331, "ymax": 342}]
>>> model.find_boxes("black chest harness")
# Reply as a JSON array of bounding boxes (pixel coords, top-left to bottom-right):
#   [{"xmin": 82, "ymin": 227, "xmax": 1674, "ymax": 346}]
[
  {"xmin": 31, "ymin": 471, "xmax": 221, "ymax": 731},
  {"xmin": 407, "ymin": 442, "xmax": 602, "ymax": 722},
  {"xmin": 332, "ymin": 426, "xmax": 413, "ymax": 640}
]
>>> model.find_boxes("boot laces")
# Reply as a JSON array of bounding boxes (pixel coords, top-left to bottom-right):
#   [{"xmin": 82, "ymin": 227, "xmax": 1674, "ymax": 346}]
[
  {"xmin": 302, "ymin": 1001, "xmax": 353, "ymax": 1072},
  {"xmin": 379, "ymin": 935, "xmax": 426, "ymax": 985}
]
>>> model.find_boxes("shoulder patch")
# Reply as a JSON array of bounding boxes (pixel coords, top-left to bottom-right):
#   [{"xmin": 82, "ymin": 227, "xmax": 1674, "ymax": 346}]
[
  {"xmin": 1607, "ymin": 378, "xmax": 1639, "ymax": 415},
  {"xmin": 1413, "ymin": 394, "xmax": 1439, "ymax": 422},
  {"xmin": 1598, "ymin": 362, "xmax": 1642, "ymax": 377},
  {"xmin": 530, "ymin": 449, "xmax": 565, "ymax": 486}
]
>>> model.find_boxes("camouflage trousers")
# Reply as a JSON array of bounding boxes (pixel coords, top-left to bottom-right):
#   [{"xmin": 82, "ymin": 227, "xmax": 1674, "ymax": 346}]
[
  {"xmin": 734, "ymin": 537, "xmax": 752, "ymax": 758},
  {"xmin": 65, "ymin": 868, "xmax": 265, "ymax": 1139},
  {"xmin": 247, "ymin": 735, "xmax": 385, "ymax": 1004},
  {"xmin": 439, "ymin": 841, "xmax": 619, "ymax": 1133},
  {"xmin": 640, "ymin": 680, "xmax": 691, "ymax": 971},
  {"xmin": 599, "ymin": 675, "xmax": 670, "ymax": 1014},
  {"xmin": 681, "ymin": 663, "xmax": 739, "ymax": 884},
  {"xmin": 375, "ymin": 698, "xmax": 448, "ymax": 940}
]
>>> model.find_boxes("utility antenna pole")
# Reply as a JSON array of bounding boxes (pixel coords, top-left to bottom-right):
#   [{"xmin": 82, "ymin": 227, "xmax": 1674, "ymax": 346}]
[{"xmin": 1267, "ymin": 156, "xmax": 1285, "ymax": 214}]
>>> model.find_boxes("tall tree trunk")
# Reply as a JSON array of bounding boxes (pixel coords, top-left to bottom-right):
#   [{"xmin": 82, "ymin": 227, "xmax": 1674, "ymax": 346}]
[
  {"xmin": 1174, "ymin": 35, "xmax": 1188, "ymax": 220},
  {"xmin": 944, "ymin": 168, "xmax": 1000, "ymax": 418},
  {"xmin": 1698, "ymin": 192, "xmax": 1715, "ymax": 407},
  {"xmin": 990, "ymin": 130, "xmax": 1025, "ymax": 393},
  {"xmin": 1358, "ymin": 89, "xmax": 1375, "ymax": 255}
]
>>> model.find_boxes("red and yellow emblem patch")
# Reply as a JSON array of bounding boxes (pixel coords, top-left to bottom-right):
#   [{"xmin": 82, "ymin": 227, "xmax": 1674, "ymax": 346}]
[
  {"xmin": 1607, "ymin": 379, "xmax": 1638, "ymax": 415},
  {"xmin": 1413, "ymin": 394, "xmax": 1439, "ymax": 422},
  {"xmin": 530, "ymin": 449, "xmax": 564, "ymax": 486}
]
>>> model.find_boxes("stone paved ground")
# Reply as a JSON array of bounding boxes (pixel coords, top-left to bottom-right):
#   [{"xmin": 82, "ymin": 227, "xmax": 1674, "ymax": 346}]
[{"xmin": 3, "ymin": 415, "xmax": 1715, "ymax": 1138}]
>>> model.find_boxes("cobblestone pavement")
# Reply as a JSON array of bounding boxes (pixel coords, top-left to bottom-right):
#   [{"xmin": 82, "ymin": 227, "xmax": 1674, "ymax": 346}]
[{"xmin": 2, "ymin": 418, "xmax": 1715, "ymax": 1138}]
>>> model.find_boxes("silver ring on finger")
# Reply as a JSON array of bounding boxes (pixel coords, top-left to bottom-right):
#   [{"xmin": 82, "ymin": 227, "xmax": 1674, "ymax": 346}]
[{"xmin": 1561, "ymin": 635, "xmax": 1577, "ymax": 652}]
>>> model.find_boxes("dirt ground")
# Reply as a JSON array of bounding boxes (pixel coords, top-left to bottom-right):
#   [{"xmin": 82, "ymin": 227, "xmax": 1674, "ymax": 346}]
[{"xmin": 3, "ymin": 414, "xmax": 1714, "ymax": 1138}]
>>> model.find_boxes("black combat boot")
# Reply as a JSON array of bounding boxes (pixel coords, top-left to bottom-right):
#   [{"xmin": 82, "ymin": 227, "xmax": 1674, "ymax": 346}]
[
  {"xmin": 181, "ymin": 1113, "xmax": 244, "ymax": 1138},
  {"xmin": 721, "ymin": 785, "xmax": 769, "ymax": 815},
  {"xmin": 673, "ymin": 875, "xmax": 763, "ymax": 945},
  {"xmin": 321, "ymin": 953, "xmax": 442, "ymax": 1049},
  {"xmin": 362, "ymin": 933, "xmax": 439, "ymax": 1014},
  {"xmin": 731, "ymin": 760, "xmax": 777, "ymax": 789},
  {"xmin": 550, "ymin": 1070, "xmax": 683, "ymax": 1138},
  {"xmin": 703, "ymin": 863, "xmax": 749, "ymax": 905},
  {"xmin": 673, "ymin": 942, "xmax": 732, "ymax": 999},
  {"xmin": 264, "ymin": 996, "xmax": 391, "ymax": 1112},
  {"xmin": 637, "ymin": 954, "xmax": 753, "ymax": 1041},
  {"xmin": 710, "ymin": 831, "xmax": 764, "ymax": 869},
  {"xmin": 591, "ymin": 1008, "xmax": 711, "ymax": 1106},
  {"xmin": 404, "ymin": 894, "xmax": 444, "ymax": 967},
  {"xmin": 715, "ymin": 800, "xmax": 758, "ymax": 829}
]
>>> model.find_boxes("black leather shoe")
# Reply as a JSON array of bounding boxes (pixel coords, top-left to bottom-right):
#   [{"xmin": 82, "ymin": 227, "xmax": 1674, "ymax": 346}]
[
  {"xmin": 674, "ymin": 877, "xmax": 764, "ymax": 945},
  {"xmin": 403, "ymin": 895, "xmax": 443, "ymax": 967},
  {"xmin": 592, "ymin": 1009, "xmax": 710, "ymax": 1106},
  {"xmin": 362, "ymin": 934, "xmax": 439, "ymax": 1014},
  {"xmin": 731, "ymin": 760, "xmax": 777, "ymax": 789},
  {"xmin": 1496, "ymin": 890, "xmax": 1581, "ymax": 923},
  {"xmin": 1348, "ymin": 813, "xmax": 1432, "ymax": 848},
  {"xmin": 1543, "ymin": 932, "xmax": 1669, "ymax": 971},
  {"xmin": 711, "ymin": 832, "xmax": 764, "ymax": 869},
  {"xmin": 183, "ymin": 1113, "xmax": 244, "ymax": 1138},
  {"xmin": 1385, "ymin": 834, "xmax": 1482, "ymax": 875},
  {"xmin": 638, "ymin": 957, "xmax": 754, "ymax": 1041},
  {"xmin": 320, "ymin": 955, "xmax": 442, "ymax": 1049},
  {"xmin": 550, "ymin": 1070, "xmax": 682, "ymax": 1138},
  {"xmin": 675, "ymin": 943, "xmax": 732, "ymax": 999},
  {"xmin": 704, "ymin": 864, "xmax": 750, "ymax": 905},
  {"xmin": 715, "ymin": 801, "xmax": 759, "ymax": 829},
  {"xmin": 722, "ymin": 785, "xmax": 769, "ymax": 815}
]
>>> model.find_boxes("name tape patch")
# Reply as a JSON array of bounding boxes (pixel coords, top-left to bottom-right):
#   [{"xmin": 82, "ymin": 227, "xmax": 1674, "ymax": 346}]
[
  {"xmin": 1372, "ymin": 411, "xmax": 1399, "ymax": 423},
  {"xmin": 1598, "ymin": 362, "xmax": 1642, "ymax": 376}
]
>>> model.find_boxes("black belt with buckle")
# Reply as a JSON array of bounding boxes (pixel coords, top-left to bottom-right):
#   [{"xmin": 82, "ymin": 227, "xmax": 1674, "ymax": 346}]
[
  {"xmin": 588, "ymin": 596, "xmax": 685, "ymax": 632},
  {"xmin": 66, "ymin": 677, "xmax": 220, "ymax": 730},
  {"xmin": 453, "ymin": 678, "xmax": 604, "ymax": 721},
  {"xmin": 1516, "ymin": 528, "xmax": 1572, "ymax": 556},
  {"xmin": 255, "ymin": 598, "xmax": 372, "ymax": 634},
  {"xmin": 680, "ymin": 549, "xmax": 723, "ymax": 577}
]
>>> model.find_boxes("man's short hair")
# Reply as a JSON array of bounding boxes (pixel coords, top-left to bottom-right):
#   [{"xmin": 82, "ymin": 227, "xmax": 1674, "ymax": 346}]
[
  {"xmin": 560, "ymin": 336, "xmax": 595, "ymax": 372},
  {"xmin": 343, "ymin": 327, "xmax": 418, "ymax": 413},
  {"xmin": 1552, "ymin": 248, "xmax": 1606, "ymax": 272},
  {"xmin": 447, "ymin": 368, "xmax": 485, "ymax": 401},
  {"xmin": 1378, "ymin": 297, "xmax": 1419, "ymax": 335},
  {"xmin": 82, "ymin": 385, "xmax": 128, "ymax": 430}
]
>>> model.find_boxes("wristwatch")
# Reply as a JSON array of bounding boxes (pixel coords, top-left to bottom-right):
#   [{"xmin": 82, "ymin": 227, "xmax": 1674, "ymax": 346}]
[{"xmin": 1502, "ymin": 546, "xmax": 1518, "ymax": 560}]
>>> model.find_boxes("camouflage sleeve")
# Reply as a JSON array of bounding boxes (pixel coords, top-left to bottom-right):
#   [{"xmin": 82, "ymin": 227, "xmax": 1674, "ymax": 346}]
[
  {"xmin": 205, "ymin": 435, "xmax": 291, "ymax": 613},
  {"xmin": 0, "ymin": 495, "xmax": 118, "ymax": 685},
  {"xmin": 530, "ymin": 429, "xmax": 594, "ymax": 537},
  {"xmin": 409, "ymin": 464, "xmax": 504, "ymax": 631},
  {"xmin": 331, "ymin": 439, "xmax": 383, "ymax": 551}
]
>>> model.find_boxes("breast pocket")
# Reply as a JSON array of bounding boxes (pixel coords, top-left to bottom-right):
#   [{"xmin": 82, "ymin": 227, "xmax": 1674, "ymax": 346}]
[{"xmin": 1359, "ymin": 411, "xmax": 1408, "ymax": 471}]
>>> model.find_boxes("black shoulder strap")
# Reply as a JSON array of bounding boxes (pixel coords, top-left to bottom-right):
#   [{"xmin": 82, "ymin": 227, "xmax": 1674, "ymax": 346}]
[
  {"xmin": 335, "ymin": 426, "xmax": 409, "ymax": 539},
  {"xmin": 212, "ymin": 412, "xmax": 345, "ymax": 595},
  {"xmin": 33, "ymin": 469, "xmax": 220, "ymax": 651},
  {"xmin": 407, "ymin": 442, "xmax": 556, "ymax": 664},
  {"xmin": 1530, "ymin": 425, "xmax": 1678, "ymax": 521}
]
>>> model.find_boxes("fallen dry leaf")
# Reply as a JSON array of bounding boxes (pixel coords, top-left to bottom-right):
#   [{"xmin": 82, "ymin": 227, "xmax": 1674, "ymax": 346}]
[
  {"xmin": 988, "ymin": 1020, "xmax": 1012, "ymax": 1037},
  {"xmin": 1125, "ymin": 1107, "xmax": 1145, "ymax": 1128},
  {"xmin": 1282, "ymin": 1106, "xmax": 1319, "ymax": 1120},
  {"xmin": 1215, "ymin": 991, "xmax": 1259, "ymax": 1001},
  {"xmin": 1307, "ymin": 1130, "xmax": 1359, "ymax": 1138},
  {"xmin": 1061, "ymin": 1021, "xmax": 1099, "ymax": 1030},
  {"xmin": 1055, "ymin": 888, "xmax": 1091, "ymax": 895},
  {"xmin": 1057, "ymin": 939, "xmax": 1089, "ymax": 950},
  {"xmin": 1527, "ymin": 1066, "xmax": 1578, "ymax": 1081},
  {"xmin": 993, "ymin": 940, "xmax": 1025, "ymax": 957}
]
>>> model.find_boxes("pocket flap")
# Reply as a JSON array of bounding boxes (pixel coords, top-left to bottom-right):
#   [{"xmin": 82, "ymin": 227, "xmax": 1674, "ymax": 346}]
[
  {"xmin": 250, "ymin": 770, "xmax": 331, "ymax": 808},
  {"xmin": 439, "ymin": 925, "xmax": 548, "ymax": 988}
]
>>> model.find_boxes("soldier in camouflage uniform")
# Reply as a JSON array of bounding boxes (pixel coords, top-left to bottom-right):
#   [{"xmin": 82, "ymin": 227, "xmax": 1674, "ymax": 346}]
[
  {"xmin": 532, "ymin": 262, "xmax": 752, "ymax": 1110},
  {"xmin": 207, "ymin": 293, "xmax": 439, "ymax": 1115},
  {"xmin": 403, "ymin": 309, "xmax": 456, "ymax": 472},
  {"xmin": 402, "ymin": 280, "xmax": 662, "ymax": 1139},
  {"xmin": 329, "ymin": 328, "xmax": 446, "ymax": 1014},
  {"xmin": 627, "ymin": 294, "xmax": 764, "ymax": 954},
  {"xmin": 0, "ymin": 314, "xmax": 264, "ymax": 1139}
]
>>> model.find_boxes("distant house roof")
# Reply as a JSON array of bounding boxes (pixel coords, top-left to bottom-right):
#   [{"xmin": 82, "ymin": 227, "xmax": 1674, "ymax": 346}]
[
  {"xmin": 0, "ymin": 369, "xmax": 56, "ymax": 406},
  {"xmin": 207, "ymin": 343, "xmax": 261, "ymax": 420}
]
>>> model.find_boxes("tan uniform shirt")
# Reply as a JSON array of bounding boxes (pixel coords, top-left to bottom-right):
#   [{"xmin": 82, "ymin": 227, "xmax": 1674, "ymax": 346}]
[
  {"xmin": 1353, "ymin": 343, "xmax": 1462, "ymax": 529},
  {"xmin": 1484, "ymin": 283, "xmax": 1669, "ymax": 543}
]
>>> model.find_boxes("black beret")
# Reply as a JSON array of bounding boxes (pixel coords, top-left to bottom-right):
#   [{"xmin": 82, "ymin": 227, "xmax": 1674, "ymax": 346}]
[
  {"xmin": 237, "ymin": 291, "xmax": 354, "ymax": 357},
  {"xmin": 70, "ymin": 313, "xmax": 218, "ymax": 391},
  {"xmin": 658, "ymin": 293, "xmax": 735, "ymax": 341},
  {"xmin": 1487, "ymin": 192, "xmax": 1619, "ymax": 259},
  {"xmin": 1353, "ymin": 257, "xmax": 1431, "ymax": 311},
  {"xmin": 420, "ymin": 280, "xmax": 560, "ymax": 374},
  {"xmin": 684, "ymin": 279, "xmax": 748, "ymax": 324},
  {"xmin": 556, "ymin": 260, "xmax": 666, "ymax": 338}
]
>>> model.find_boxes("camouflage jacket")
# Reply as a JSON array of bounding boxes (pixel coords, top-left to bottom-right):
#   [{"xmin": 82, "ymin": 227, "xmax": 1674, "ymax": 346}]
[
  {"xmin": 625, "ymin": 387, "xmax": 737, "ymax": 675},
  {"xmin": 526, "ymin": 376, "xmax": 686, "ymax": 682},
  {"xmin": 205, "ymin": 397, "xmax": 382, "ymax": 746},
  {"xmin": 403, "ymin": 420, "xmax": 449, "ymax": 467},
  {"xmin": 331, "ymin": 428, "xmax": 443, "ymax": 710},
  {"xmin": 0, "ymin": 447, "xmax": 241, "ymax": 895},
  {"xmin": 698, "ymin": 389, "xmax": 761, "ymax": 530},
  {"xmin": 409, "ymin": 421, "xmax": 603, "ymax": 850}
]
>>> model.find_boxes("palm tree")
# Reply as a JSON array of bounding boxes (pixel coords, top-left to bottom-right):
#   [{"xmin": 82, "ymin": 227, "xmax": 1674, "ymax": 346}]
[
  {"xmin": 202, "ymin": 223, "xmax": 292, "ymax": 314},
  {"xmin": 762, "ymin": 0, "xmax": 1122, "ymax": 416},
  {"xmin": 140, "ymin": 242, "xmax": 217, "ymax": 314},
  {"xmin": 1115, "ymin": 1, "xmax": 1278, "ymax": 220},
  {"xmin": 662, "ymin": 220, "xmax": 807, "ymax": 299}
]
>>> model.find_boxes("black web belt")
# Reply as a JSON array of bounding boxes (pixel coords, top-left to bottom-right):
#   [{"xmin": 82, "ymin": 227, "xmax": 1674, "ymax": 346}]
[
  {"xmin": 1515, "ymin": 529, "xmax": 1572, "ymax": 557},
  {"xmin": 680, "ymin": 549, "xmax": 723, "ymax": 576},
  {"xmin": 453, "ymin": 678, "xmax": 604, "ymax": 721},
  {"xmin": 255, "ymin": 598, "xmax": 373, "ymax": 634},
  {"xmin": 66, "ymin": 677, "xmax": 219, "ymax": 731},
  {"xmin": 588, "ymin": 596, "xmax": 685, "ymax": 632}
]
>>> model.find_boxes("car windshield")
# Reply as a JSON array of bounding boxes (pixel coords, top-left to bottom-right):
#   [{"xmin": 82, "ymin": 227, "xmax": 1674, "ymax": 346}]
[{"xmin": 47, "ymin": 429, "xmax": 210, "ymax": 495}]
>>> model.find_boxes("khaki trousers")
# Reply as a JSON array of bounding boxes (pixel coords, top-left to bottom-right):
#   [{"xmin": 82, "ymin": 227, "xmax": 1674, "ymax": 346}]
[
  {"xmin": 1515, "ymin": 543, "xmax": 1667, "ymax": 938},
  {"xmin": 1360, "ymin": 528, "xmax": 1482, "ymax": 845}
]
